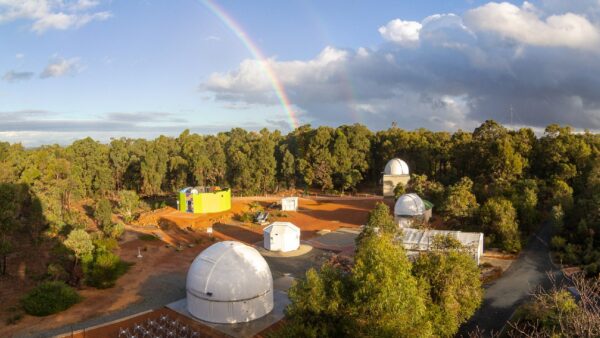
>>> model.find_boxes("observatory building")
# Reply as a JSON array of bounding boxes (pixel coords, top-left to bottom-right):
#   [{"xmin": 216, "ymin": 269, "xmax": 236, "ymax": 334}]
[
  {"xmin": 281, "ymin": 197, "xmax": 298, "ymax": 211},
  {"xmin": 263, "ymin": 221, "xmax": 301, "ymax": 252},
  {"xmin": 383, "ymin": 158, "xmax": 410, "ymax": 197},
  {"xmin": 394, "ymin": 193, "xmax": 433, "ymax": 228},
  {"xmin": 186, "ymin": 241, "xmax": 274, "ymax": 323},
  {"xmin": 178, "ymin": 186, "xmax": 231, "ymax": 214},
  {"xmin": 401, "ymin": 228, "xmax": 484, "ymax": 264}
]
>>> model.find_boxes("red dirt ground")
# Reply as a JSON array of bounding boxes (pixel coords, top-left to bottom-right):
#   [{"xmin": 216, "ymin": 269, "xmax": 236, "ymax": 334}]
[{"xmin": 2, "ymin": 196, "xmax": 385, "ymax": 337}]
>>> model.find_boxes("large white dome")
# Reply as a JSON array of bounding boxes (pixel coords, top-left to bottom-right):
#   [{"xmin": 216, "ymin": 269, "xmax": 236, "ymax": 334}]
[
  {"xmin": 384, "ymin": 158, "xmax": 410, "ymax": 176},
  {"xmin": 394, "ymin": 193, "xmax": 425, "ymax": 216},
  {"xmin": 186, "ymin": 241, "xmax": 274, "ymax": 323}
]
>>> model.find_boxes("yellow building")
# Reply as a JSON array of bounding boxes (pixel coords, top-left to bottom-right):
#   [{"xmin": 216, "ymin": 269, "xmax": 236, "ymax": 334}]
[{"xmin": 178, "ymin": 187, "xmax": 231, "ymax": 214}]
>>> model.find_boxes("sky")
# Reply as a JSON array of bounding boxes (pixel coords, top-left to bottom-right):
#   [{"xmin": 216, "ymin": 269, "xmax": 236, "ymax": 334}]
[{"xmin": 2, "ymin": 0, "xmax": 600, "ymax": 146}]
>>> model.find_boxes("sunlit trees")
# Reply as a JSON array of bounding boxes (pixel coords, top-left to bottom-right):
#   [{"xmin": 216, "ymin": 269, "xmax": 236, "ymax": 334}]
[
  {"xmin": 280, "ymin": 234, "xmax": 432, "ymax": 338},
  {"xmin": 441, "ymin": 177, "xmax": 479, "ymax": 226},
  {"xmin": 479, "ymin": 197, "xmax": 521, "ymax": 252},
  {"xmin": 64, "ymin": 229, "xmax": 94, "ymax": 279},
  {"xmin": 355, "ymin": 202, "xmax": 398, "ymax": 245},
  {"xmin": 117, "ymin": 190, "xmax": 141, "ymax": 223},
  {"xmin": 412, "ymin": 235, "xmax": 483, "ymax": 336}
]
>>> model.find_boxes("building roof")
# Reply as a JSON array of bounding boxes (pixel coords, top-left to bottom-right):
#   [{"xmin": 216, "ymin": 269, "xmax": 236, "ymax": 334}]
[
  {"xmin": 394, "ymin": 193, "xmax": 425, "ymax": 216},
  {"xmin": 186, "ymin": 241, "xmax": 273, "ymax": 302},
  {"xmin": 263, "ymin": 221, "xmax": 300, "ymax": 235},
  {"xmin": 384, "ymin": 158, "xmax": 410, "ymax": 176},
  {"xmin": 401, "ymin": 228, "xmax": 483, "ymax": 251}
]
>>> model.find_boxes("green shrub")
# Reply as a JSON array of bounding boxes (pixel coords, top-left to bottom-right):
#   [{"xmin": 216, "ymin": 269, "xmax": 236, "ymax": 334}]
[
  {"xmin": 139, "ymin": 233, "xmax": 158, "ymax": 241},
  {"xmin": 104, "ymin": 222, "xmax": 124, "ymax": 239},
  {"xmin": 21, "ymin": 281, "xmax": 81, "ymax": 316},
  {"xmin": 85, "ymin": 251, "xmax": 131, "ymax": 289}
]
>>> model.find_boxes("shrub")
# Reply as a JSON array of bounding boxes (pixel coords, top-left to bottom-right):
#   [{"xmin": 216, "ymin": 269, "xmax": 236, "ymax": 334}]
[
  {"xmin": 21, "ymin": 281, "xmax": 81, "ymax": 316},
  {"xmin": 139, "ymin": 234, "xmax": 158, "ymax": 241},
  {"xmin": 85, "ymin": 251, "xmax": 131, "ymax": 289},
  {"xmin": 550, "ymin": 236, "xmax": 566, "ymax": 250},
  {"xmin": 104, "ymin": 222, "xmax": 124, "ymax": 239}
]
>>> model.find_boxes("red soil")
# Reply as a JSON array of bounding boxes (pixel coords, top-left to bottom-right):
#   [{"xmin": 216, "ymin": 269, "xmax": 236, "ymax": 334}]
[{"xmin": 2, "ymin": 196, "xmax": 385, "ymax": 337}]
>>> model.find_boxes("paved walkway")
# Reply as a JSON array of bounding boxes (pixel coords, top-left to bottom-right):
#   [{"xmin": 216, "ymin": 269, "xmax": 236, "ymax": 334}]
[{"xmin": 459, "ymin": 223, "xmax": 562, "ymax": 336}]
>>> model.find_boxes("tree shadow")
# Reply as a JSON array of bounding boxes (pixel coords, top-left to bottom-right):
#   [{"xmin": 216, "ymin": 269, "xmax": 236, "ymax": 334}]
[{"xmin": 212, "ymin": 223, "xmax": 262, "ymax": 244}]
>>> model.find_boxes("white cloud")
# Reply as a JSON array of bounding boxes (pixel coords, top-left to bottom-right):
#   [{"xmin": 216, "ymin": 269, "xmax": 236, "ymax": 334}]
[
  {"xmin": 202, "ymin": 1, "xmax": 600, "ymax": 131},
  {"xmin": 40, "ymin": 57, "xmax": 81, "ymax": 78},
  {"xmin": 0, "ymin": 0, "xmax": 111, "ymax": 33},
  {"xmin": 378, "ymin": 19, "xmax": 422, "ymax": 46},
  {"xmin": 464, "ymin": 2, "xmax": 600, "ymax": 50},
  {"xmin": 15, "ymin": 53, "xmax": 24, "ymax": 59}
]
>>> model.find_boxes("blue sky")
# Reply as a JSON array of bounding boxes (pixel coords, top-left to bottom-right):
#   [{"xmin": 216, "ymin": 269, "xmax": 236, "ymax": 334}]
[{"xmin": 2, "ymin": 0, "xmax": 599, "ymax": 145}]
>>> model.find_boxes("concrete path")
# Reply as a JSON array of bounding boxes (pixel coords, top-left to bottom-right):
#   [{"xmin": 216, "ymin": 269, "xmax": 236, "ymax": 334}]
[{"xmin": 459, "ymin": 224, "xmax": 562, "ymax": 336}]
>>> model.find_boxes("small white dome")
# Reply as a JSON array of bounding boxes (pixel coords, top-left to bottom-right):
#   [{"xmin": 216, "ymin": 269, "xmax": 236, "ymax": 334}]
[
  {"xmin": 384, "ymin": 158, "xmax": 410, "ymax": 176},
  {"xmin": 186, "ymin": 241, "xmax": 274, "ymax": 323},
  {"xmin": 394, "ymin": 193, "xmax": 425, "ymax": 216}
]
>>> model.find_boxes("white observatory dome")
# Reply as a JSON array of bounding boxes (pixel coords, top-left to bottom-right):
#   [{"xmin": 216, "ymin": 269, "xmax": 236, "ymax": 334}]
[
  {"xmin": 384, "ymin": 158, "xmax": 410, "ymax": 176},
  {"xmin": 186, "ymin": 241, "xmax": 274, "ymax": 324},
  {"xmin": 394, "ymin": 193, "xmax": 425, "ymax": 216}
]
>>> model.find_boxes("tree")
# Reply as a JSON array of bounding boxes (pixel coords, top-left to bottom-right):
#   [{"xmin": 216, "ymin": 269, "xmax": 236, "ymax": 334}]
[
  {"xmin": 94, "ymin": 198, "xmax": 112, "ymax": 230},
  {"xmin": 479, "ymin": 197, "xmax": 521, "ymax": 252},
  {"xmin": 280, "ymin": 149, "xmax": 296, "ymax": 189},
  {"xmin": 412, "ymin": 235, "xmax": 483, "ymax": 336},
  {"xmin": 279, "ymin": 234, "xmax": 432, "ymax": 337},
  {"xmin": 441, "ymin": 177, "xmax": 479, "ymax": 226},
  {"xmin": 64, "ymin": 229, "xmax": 94, "ymax": 279},
  {"xmin": 351, "ymin": 234, "xmax": 432, "ymax": 337},
  {"xmin": 356, "ymin": 202, "xmax": 398, "ymax": 245},
  {"xmin": 117, "ymin": 190, "xmax": 140, "ymax": 223},
  {"xmin": 0, "ymin": 183, "xmax": 22, "ymax": 275},
  {"xmin": 393, "ymin": 182, "xmax": 406, "ymax": 199}
]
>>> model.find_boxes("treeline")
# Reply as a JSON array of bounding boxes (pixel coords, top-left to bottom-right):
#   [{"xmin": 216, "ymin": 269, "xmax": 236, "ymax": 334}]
[{"xmin": 0, "ymin": 121, "xmax": 599, "ymax": 270}]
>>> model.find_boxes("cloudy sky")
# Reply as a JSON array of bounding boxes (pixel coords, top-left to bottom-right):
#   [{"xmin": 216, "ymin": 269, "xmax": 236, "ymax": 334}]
[{"xmin": 2, "ymin": 0, "xmax": 600, "ymax": 145}]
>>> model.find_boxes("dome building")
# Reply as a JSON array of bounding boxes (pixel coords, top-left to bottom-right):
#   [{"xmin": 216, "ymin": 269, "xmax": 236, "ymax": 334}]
[
  {"xmin": 394, "ymin": 193, "xmax": 433, "ymax": 227},
  {"xmin": 186, "ymin": 241, "xmax": 274, "ymax": 324},
  {"xmin": 382, "ymin": 158, "xmax": 411, "ymax": 197},
  {"xmin": 263, "ymin": 222, "xmax": 301, "ymax": 252}
]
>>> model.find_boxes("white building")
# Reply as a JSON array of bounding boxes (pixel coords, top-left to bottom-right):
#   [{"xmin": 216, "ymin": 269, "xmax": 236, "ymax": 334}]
[
  {"xmin": 401, "ymin": 228, "xmax": 484, "ymax": 264},
  {"xmin": 281, "ymin": 197, "xmax": 298, "ymax": 211},
  {"xmin": 263, "ymin": 221, "xmax": 301, "ymax": 252},
  {"xmin": 383, "ymin": 158, "xmax": 411, "ymax": 197},
  {"xmin": 186, "ymin": 241, "xmax": 274, "ymax": 323},
  {"xmin": 394, "ymin": 193, "xmax": 432, "ymax": 227}
]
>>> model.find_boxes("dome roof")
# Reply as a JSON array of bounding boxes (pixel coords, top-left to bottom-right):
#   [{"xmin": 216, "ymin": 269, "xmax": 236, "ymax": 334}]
[
  {"xmin": 394, "ymin": 193, "xmax": 425, "ymax": 216},
  {"xmin": 186, "ymin": 241, "xmax": 273, "ymax": 302},
  {"xmin": 384, "ymin": 158, "xmax": 410, "ymax": 176},
  {"xmin": 264, "ymin": 221, "xmax": 300, "ymax": 235}
]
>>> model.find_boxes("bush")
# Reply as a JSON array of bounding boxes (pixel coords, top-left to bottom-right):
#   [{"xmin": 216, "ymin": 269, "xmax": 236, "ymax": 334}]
[
  {"xmin": 85, "ymin": 251, "xmax": 131, "ymax": 289},
  {"xmin": 550, "ymin": 236, "xmax": 566, "ymax": 250},
  {"xmin": 21, "ymin": 281, "xmax": 81, "ymax": 316},
  {"xmin": 104, "ymin": 222, "xmax": 124, "ymax": 239},
  {"xmin": 139, "ymin": 234, "xmax": 158, "ymax": 241}
]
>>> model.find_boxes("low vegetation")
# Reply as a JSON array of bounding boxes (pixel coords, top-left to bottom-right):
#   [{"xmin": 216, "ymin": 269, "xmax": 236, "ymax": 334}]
[
  {"xmin": 21, "ymin": 281, "xmax": 82, "ymax": 316},
  {"xmin": 275, "ymin": 205, "xmax": 483, "ymax": 337}
]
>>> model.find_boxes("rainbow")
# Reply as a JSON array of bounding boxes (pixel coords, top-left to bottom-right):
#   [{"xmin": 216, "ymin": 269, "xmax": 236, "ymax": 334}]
[{"xmin": 201, "ymin": 0, "xmax": 299, "ymax": 130}]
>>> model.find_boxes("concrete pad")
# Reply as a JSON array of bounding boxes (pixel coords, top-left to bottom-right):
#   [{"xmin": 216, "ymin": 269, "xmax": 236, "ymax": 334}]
[
  {"xmin": 255, "ymin": 243, "xmax": 313, "ymax": 257},
  {"xmin": 307, "ymin": 231, "xmax": 358, "ymax": 251}
]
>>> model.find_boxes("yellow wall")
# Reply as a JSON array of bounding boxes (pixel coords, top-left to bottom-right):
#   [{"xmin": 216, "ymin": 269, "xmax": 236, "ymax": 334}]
[{"xmin": 179, "ymin": 188, "xmax": 231, "ymax": 214}]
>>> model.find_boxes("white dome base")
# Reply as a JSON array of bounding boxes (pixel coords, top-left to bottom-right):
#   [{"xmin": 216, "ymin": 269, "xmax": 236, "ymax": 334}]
[{"xmin": 187, "ymin": 289, "xmax": 274, "ymax": 324}]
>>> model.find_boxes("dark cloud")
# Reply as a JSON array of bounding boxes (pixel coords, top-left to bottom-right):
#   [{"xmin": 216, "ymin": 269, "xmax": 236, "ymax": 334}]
[
  {"xmin": 105, "ymin": 111, "xmax": 188, "ymax": 123},
  {"xmin": 202, "ymin": 1, "xmax": 600, "ymax": 131}
]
